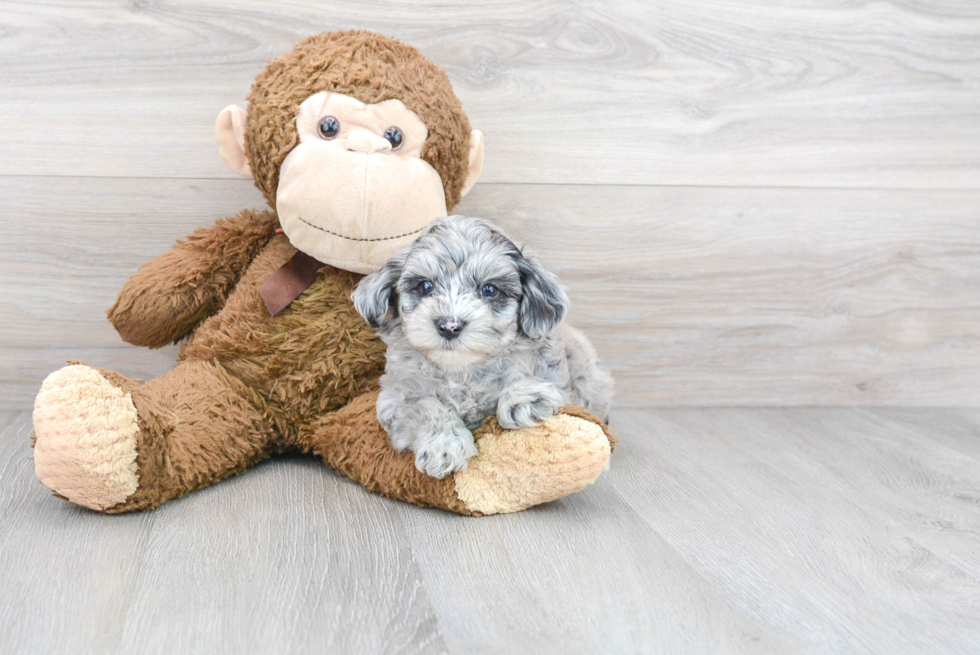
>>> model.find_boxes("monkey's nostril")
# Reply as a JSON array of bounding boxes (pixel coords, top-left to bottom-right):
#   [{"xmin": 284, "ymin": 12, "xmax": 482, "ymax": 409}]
[{"xmin": 436, "ymin": 317, "xmax": 465, "ymax": 340}]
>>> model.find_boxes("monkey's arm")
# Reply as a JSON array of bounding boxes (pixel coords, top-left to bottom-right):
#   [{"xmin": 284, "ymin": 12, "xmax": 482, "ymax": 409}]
[
  {"xmin": 108, "ymin": 209, "xmax": 279, "ymax": 348},
  {"xmin": 298, "ymin": 390, "xmax": 615, "ymax": 515}
]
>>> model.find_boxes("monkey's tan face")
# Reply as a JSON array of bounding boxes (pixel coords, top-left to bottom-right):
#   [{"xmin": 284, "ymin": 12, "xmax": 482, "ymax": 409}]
[
  {"xmin": 275, "ymin": 92, "xmax": 448, "ymax": 274},
  {"xmin": 216, "ymin": 89, "xmax": 483, "ymax": 274}
]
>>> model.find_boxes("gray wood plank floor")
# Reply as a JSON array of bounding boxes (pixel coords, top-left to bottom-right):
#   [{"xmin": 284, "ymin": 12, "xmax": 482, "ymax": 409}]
[{"xmin": 2, "ymin": 407, "xmax": 978, "ymax": 654}]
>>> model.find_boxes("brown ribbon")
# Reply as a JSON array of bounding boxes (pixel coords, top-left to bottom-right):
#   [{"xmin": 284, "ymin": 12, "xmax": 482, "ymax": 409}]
[{"xmin": 259, "ymin": 251, "xmax": 326, "ymax": 316}]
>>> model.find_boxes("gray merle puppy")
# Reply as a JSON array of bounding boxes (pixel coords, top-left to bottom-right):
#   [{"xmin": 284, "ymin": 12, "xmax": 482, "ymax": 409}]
[{"xmin": 352, "ymin": 216, "xmax": 613, "ymax": 479}]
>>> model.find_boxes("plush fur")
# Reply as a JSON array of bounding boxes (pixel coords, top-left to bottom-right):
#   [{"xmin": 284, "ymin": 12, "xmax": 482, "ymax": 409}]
[
  {"xmin": 353, "ymin": 217, "xmax": 614, "ymax": 478},
  {"xmin": 30, "ymin": 31, "xmax": 617, "ymax": 516},
  {"xmin": 246, "ymin": 30, "xmax": 472, "ymax": 211}
]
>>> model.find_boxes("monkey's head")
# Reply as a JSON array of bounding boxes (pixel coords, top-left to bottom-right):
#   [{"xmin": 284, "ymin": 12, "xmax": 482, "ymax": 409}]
[{"xmin": 215, "ymin": 31, "xmax": 484, "ymax": 274}]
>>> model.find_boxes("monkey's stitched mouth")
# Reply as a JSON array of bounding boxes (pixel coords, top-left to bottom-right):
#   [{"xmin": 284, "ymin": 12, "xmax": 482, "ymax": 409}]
[{"xmin": 296, "ymin": 216, "xmax": 426, "ymax": 242}]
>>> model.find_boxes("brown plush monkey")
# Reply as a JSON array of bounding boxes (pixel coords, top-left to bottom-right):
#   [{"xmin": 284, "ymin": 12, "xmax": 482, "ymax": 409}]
[{"xmin": 31, "ymin": 31, "xmax": 615, "ymax": 515}]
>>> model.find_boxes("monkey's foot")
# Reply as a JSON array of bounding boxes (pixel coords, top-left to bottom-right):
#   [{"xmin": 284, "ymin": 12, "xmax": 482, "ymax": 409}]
[
  {"xmin": 453, "ymin": 409, "xmax": 614, "ymax": 515},
  {"xmin": 33, "ymin": 364, "xmax": 140, "ymax": 511}
]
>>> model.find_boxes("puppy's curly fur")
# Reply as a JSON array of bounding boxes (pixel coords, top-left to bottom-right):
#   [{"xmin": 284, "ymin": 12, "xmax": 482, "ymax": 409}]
[{"xmin": 353, "ymin": 216, "xmax": 613, "ymax": 478}]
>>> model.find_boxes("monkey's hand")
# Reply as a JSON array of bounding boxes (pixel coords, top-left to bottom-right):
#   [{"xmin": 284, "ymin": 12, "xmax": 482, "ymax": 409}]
[
  {"xmin": 497, "ymin": 378, "xmax": 565, "ymax": 430},
  {"xmin": 108, "ymin": 210, "xmax": 278, "ymax": 348}
]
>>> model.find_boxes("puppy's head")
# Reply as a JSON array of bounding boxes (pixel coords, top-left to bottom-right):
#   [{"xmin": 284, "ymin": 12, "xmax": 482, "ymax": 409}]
[{"xmin": 352, "ymin": 215, "xmax": 568, "ymax": 368}]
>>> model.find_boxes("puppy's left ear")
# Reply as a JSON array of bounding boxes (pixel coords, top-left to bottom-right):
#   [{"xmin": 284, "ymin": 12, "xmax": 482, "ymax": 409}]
[
  {"xmin": 516, "ymin": 251, "xmax": 569, "ymax": 339},
  {"xmin": 352, "ymin": 249, "xmax": 407, "ymax": 328}
]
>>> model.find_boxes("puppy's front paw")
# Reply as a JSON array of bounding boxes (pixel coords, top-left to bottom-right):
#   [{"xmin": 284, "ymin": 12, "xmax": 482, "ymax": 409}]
[
  {"xmin": 414, "ymin": 426, "xmax": 478, "ymax": 479},
  {"xmin": 497, "ymin": 380, "xmax": 565, "ymax": 430}
]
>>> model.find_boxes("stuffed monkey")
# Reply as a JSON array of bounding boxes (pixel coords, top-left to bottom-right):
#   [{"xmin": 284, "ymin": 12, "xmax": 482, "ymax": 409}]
[{"xmin": 31, "ymin": 31, "xmax": 615, "ymax": 515}]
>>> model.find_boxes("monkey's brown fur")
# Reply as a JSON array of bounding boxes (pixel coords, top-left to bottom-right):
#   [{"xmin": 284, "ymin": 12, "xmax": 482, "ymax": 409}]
[
  {"xmin": 101, "ymin": 210, "xmax": 466, "ymax": 511},
  {"xmin": 32, "ymin": 31, "xmax": 615, "ymax": 514}
]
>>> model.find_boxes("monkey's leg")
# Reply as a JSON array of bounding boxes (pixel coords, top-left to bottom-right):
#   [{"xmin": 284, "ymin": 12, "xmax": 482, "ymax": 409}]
[
  {"xmin": 297, "ymin": 390, "xmax": 616, "ymax": 515},
  {"xmin": 32, "ymin": 360, "xmax": 276, "ymax": 512}
]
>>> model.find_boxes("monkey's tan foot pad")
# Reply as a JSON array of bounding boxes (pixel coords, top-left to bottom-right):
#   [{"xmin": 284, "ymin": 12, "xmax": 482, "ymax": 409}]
[
  {"xmin": 33, "ymin": 364, "xmax": 140, "ymax": 511},
  {"xmin": 453, "ymin": 413, "xmax": 612, "ymax": 515}
]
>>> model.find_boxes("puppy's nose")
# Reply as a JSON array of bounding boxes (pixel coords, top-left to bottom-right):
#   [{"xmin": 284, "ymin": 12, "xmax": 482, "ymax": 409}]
[{"xmin": 436, "ymin": 317, "xmax": 465, "ymax": 340}]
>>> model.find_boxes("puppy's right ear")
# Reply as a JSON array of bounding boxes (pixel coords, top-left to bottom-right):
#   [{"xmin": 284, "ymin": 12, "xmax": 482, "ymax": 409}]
[{"xmin": 352, "ymin": 250, "xmax": 407, "ymax": 328}]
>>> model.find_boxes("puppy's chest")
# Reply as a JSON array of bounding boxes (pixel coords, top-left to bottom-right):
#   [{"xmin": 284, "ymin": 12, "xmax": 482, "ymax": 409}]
[{"xmin": 434, "ymin": 364, "xmax": 526, "ymax": 430}]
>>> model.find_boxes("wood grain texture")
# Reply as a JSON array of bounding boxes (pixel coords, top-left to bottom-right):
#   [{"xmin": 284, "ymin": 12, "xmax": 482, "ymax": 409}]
[
  {"xmin": 0, "ymin": 411, "xmax": 155, "ymax": 654},
  {"xmin": 0, "ymin": 0, "xmax": 978, "ymax": 187},
  {"xmin": 3, "ymin": 408, "xmax": 979, "ymax": 653},
  {"xmin": 0, "ymin": 412, "xmax": 447, "ymax": 654},
  {"xmin": 393, "ymin": 494, "xmax": 797, "ymax": 653},
  {"xmin": 610, "ymin": 407, "xmax": 980, "ymax": 654},
  {"xmin": 112, "ymin": 462, "xmax": 447, "ymax": 654},
  {"xmin": 3, "ymin": 176, "xmax": 977, "ymax": 407}
]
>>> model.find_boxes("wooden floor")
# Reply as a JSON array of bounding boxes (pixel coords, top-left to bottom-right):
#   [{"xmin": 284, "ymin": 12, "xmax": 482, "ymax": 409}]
[
  {"xmin": 2, "ymin": 1, "xmax": 980, "ymax": 653},
  {"xmin": 1, "ymin": 407, "xmax": 978, "ymax": 653}
]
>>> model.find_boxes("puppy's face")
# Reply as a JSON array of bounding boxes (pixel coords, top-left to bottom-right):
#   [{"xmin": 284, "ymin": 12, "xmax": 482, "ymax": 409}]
[
  {"xmin": 396, "ymin": 231, "xmax": 522, "ymax": 367},
  {"xmin": 353, "ymin": 216, "xmax": 569, "ymax": 369}
]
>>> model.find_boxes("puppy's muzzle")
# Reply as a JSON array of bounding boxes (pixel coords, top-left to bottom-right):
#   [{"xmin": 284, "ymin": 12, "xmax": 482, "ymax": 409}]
[{"xmin": 436, "ymin": 317, "xmax": 466, "ymax": 341}]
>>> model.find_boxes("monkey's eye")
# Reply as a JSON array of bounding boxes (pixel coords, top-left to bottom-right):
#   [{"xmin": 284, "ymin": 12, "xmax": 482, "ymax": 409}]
[
  {"xmin": 383, "ymin": 126, "xmax": 403, "ymax": 150},
  {"xmin": 418, "ymin": 280, "xmax": 434, "ymax": 296},
  {"xmin": 480, "ymin": 283, "xmax": 498, "ymax": 299},
  {"xmin": 318, "ymin": 116, "xmax": 341, "ymax": 139}
]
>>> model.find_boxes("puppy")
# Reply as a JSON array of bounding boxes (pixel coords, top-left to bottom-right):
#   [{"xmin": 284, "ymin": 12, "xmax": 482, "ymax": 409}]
[{"xmin": 352, "ymin": 216, "xmax": 613, "ymax": 479}]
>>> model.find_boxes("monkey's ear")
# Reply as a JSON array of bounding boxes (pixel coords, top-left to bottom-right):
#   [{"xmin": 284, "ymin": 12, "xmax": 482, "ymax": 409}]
[
  {"xmin": 215, "ymin": 105, "xmax": 252, "ymax": 176},
  {"xmin": 516, "ymin": 251, "xmax": 569, "ymax": 339},
  {"xmin": 351, "ymin": 250, "xmax": 407, "ymax": 328},
  {"xmin": 459, "ymin": 130, "xmax": 485, "ymax": 198}
]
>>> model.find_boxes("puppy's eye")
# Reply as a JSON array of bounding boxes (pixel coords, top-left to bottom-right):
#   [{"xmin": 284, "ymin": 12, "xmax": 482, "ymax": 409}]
[
  {"xmin": 480, "ymin": 283, "xmax": 498, "ymax": 298},
  {"xmin": 417, "ymin": 280, "xmax": 434, "ymax": 296},
  {"xmin": 383, "ymin": 126, "xmax": 403, "ymax": 150},
  {"xmin": 318, "ymin": 116, "xmax": 341, "ymax": 139}
]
